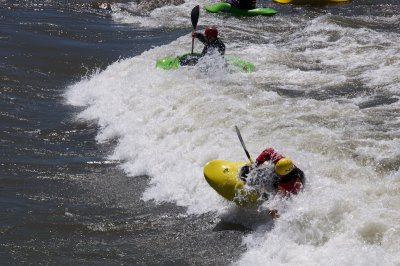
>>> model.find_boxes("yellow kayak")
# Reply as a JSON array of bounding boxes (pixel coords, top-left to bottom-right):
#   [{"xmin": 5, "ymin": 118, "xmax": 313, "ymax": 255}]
[
  {"xmin": 203, "ymin": 160, "xmax": 260, "ymax": 206},
  {"xmin": 273, "ymin": 0, "xmax": 351, "ymax": 4}
]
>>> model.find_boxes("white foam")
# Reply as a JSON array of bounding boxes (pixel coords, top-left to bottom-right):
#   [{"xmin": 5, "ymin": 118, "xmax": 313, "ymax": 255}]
[{"xmin": 66, "ymin": 7, "xmax": 400, "ymax": 265}]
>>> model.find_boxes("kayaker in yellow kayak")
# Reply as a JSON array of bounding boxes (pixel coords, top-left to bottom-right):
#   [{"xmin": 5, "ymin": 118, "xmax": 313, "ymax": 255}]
[
  {"xmin": 244, "ymin": 147, "xmax": 305, "ymax": 218},
  {"xmin": 251, "ymin": 148, "xmax": 305, "ymax": 195}
]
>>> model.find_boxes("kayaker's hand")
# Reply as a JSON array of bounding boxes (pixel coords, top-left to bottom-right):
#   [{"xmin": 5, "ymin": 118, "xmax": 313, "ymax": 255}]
[
  {"xmin": 249, "ymin": 161, "xmax": 258, "ymax": 171},
  {"xmin": 268, "ymin": 209, "xmax": 280, "ymax": 219},
  {"xmin": 192, "ymin": 31, "xmax": 198, "ymax": 38}
]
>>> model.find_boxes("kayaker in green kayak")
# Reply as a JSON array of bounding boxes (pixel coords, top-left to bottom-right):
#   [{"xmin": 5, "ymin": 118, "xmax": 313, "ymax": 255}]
[
  {"xmin": 224, "ymin": 0, "xmax": 256, "ymax": 10},
  {"xmin": 180, "ymin": 26, "xmax": 226, "ymax": 66}
]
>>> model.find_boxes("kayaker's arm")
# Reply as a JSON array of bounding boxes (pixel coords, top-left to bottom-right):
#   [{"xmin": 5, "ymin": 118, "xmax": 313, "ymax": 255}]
[
  {"xmin": 192, "ymin": 32, "xmax": 207, "ymax": 44},
  {"xmin": 255, "ymin": 147, "xmax": 285, "ymax": 165}
]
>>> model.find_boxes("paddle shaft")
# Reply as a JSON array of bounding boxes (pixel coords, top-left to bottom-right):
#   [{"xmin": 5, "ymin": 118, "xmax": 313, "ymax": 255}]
[
  {"xmin": 191, "ymin": 5, "xmax": 200, "ymax": 54},
  {"xmin": 235, "ymin": 126, "xmax": 254, "ymax": 164}
]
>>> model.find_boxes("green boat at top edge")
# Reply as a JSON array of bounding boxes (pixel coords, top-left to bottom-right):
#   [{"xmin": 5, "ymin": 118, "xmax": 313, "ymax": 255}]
[{"xmin": 204, "ymin": 2, "xmax": 277, "ymax": 16}]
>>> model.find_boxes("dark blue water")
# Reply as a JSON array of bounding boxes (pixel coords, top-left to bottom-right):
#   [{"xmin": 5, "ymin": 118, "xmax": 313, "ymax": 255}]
[{"xmin": 1, "ymin": 1, "xmax": 246, "ymax": 264}]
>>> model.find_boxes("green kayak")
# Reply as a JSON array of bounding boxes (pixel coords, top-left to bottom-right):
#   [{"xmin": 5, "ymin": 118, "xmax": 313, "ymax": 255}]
[
  {"xmin": 156, "ymin": 53, "xmax": 255, "ymax": 73},
  {"xmin": 204, "ymin": 2, "xmax": 277, "ymax": 16}
]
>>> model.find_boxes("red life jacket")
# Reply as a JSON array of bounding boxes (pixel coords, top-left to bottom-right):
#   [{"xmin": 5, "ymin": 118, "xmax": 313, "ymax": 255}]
[{"xmin": 278, "ymin": 176, "xmax": 303, "ymax": 195}]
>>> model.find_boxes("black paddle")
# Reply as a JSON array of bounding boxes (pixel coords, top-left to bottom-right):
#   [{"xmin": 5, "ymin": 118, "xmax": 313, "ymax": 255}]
[
  {"xmin": 191, "ymin": 5, "xmax": 200, "ymax": 54},
  {"xmin": 235, "ymin": 125, "xmax": 254, "ymax": 164}
]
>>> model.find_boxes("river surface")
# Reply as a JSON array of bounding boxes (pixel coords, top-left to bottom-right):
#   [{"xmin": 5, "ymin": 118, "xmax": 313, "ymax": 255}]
[{"xmin": 1, "ymin": 0, "xmax": 400, "ymax": 265}]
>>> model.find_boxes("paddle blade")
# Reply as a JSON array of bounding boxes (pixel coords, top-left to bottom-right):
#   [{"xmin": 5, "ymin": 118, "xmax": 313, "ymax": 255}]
[{"xmin": 191, "ymin": 5, "xmax": 200, "ymax": 30}]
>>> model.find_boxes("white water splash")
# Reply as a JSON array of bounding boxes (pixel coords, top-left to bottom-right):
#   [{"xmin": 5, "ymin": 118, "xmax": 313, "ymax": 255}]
[{"xmin": 66, "ymin": 4, "xmax": 400, "ymax": 265}]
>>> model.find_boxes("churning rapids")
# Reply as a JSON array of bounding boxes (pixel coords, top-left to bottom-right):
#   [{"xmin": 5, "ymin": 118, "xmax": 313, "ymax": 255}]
[{"xmin": 1, "ymin": 0, "xmax": 399, "ymax": 265}]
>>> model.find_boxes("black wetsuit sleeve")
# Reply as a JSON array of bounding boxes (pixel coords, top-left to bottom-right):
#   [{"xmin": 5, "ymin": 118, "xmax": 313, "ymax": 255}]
[
  {"xmin": 296, "ymin": 167, "xmax": 306, "ymax": 189},
  {"xmin": 197, "ymin": 33, "xmax": 207, "ymax": 44},
  {"xmin": 217, "ymin": 39, "xmax": 226, "ymax": 55}
]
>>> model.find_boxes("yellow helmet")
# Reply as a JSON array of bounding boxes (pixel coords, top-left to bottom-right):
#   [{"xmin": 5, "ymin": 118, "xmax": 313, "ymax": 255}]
[{"xmin": 275, "ymin": 158, "xmax": 294, "ymax": 176}]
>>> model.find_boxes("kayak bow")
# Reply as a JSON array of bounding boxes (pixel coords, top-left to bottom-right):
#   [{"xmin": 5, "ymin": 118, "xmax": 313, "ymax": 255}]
[{"xmin": 204, "ymin": 160, "xmax": 260, "ymax": 206}]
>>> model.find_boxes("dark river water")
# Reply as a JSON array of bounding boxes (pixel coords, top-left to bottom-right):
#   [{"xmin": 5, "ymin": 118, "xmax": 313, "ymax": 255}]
[{"xmin": 1, "ymin": 1, "xmax": 246, "ymax": 264}]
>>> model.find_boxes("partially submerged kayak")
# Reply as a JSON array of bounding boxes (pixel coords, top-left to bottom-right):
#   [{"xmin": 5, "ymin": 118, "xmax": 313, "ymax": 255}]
[
  {"xmin": 156, "ymin": 52, "xmax": 255, "ymax": 72},
  {"xmin": 205, "ymin": 2, "xmax": 277, "ymax": 16},
  {"xmin": 203, "ymin": 160, "xmax": 260, "ymax": 206},
  {"xmin": 273, "ymin": 0, "xmax": 350, "ymax": 4}
]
